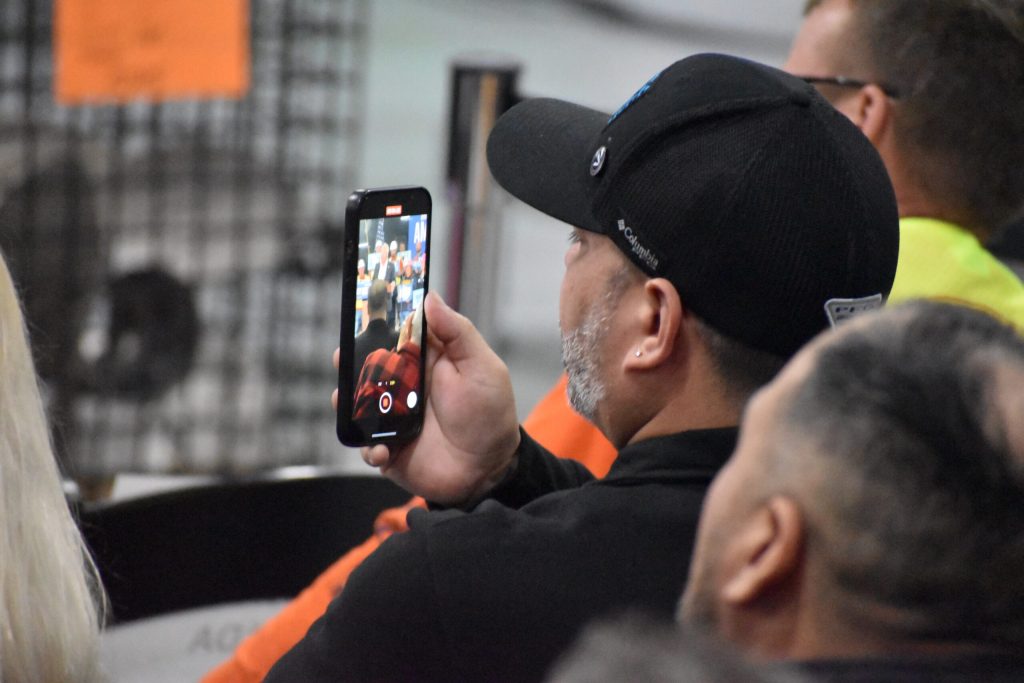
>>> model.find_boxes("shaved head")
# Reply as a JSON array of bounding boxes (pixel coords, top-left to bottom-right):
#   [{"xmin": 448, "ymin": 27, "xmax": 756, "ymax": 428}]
[{"xmin": 683, "ymin": 301, "xmax": 1024, "ymax": 655}]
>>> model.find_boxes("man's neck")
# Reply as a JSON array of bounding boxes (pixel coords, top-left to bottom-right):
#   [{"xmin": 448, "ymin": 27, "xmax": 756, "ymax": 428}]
[
  {"xmin": 740, "ymin": 590, "xmax": 1015, "ymax": 663},
  {"xmin": 621, "ymin": 369, "xmax": 742, "ymax": 446},
  {"xmin": 629, "ymin": 397, "xmax": 739, "ymax": 445},
  {"xmin": 885, "ymin": 148, "xmax": 987, "ymax": 239}
]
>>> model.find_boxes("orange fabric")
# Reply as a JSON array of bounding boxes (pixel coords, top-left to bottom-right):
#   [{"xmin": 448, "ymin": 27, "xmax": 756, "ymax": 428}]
[
  {"xmin": 201, "ymin": 374, "xmax": 612, "ymax": 683},
  {"xmin": 200, "ymin": 497, "xmax": 425, "ymax": 683},
  {"xmin": 521, "ymin": 373, "xmax": 617, "ymax": 478}
]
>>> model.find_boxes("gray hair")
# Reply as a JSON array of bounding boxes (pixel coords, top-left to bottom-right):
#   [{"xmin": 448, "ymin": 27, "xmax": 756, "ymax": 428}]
[{"xmin": 694, "ymin": 318, "xmax": 787, "ymax": 404}]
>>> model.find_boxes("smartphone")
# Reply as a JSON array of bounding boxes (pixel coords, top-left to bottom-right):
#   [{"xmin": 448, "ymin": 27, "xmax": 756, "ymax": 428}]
[{"xmin": 337, "ymin": 186, "xmax": 431, "ymax": 447}]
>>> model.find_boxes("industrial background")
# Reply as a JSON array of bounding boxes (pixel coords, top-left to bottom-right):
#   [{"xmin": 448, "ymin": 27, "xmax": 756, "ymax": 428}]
[{"xmin": 0, "ymin": 0, "xmax": 802, "ymax": 481}]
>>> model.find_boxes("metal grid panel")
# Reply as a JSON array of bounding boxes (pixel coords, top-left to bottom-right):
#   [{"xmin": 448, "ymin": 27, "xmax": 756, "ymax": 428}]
[{"xmin": 0, "ymin": 0, "xmax": 367, "ymax": 476}]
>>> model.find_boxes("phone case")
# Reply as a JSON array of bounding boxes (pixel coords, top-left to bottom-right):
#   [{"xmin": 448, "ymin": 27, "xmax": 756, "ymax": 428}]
[{"xmin": 336, "ymin": 186, "xmax": 431, "ymax": 446}]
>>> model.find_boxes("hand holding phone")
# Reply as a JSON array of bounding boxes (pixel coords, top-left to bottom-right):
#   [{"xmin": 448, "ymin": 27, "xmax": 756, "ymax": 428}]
[
  {"xmin": 359, "ymin": 292, "xmax": 522, "ymax": 507},
  {"xmin": 337, "ymin": 187, "xmax": 521, "ymax": 505}
]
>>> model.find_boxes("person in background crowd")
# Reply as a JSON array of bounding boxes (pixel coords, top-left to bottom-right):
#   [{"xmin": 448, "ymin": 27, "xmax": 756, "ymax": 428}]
[
  {"xmin": 370, "ymin": 240, "xmax": 398, "ymax": 332},
  {"xmin": 352, "ymin": 279, "xmax": 398, "ymax": 378},
  {"xmin": 785, "ymin": 0, "xmax": 1024, "ymax": 325},
  {"xmin": 396, "ymin": 262, "xmax": 417, "ymax": 326},
  {"xmin": 354, "ymin": 257, "xmax": 370, "ymax": 332},
  {"xmin": 387, "ymin": 240, "xmax": 400, "ymax": 329}
]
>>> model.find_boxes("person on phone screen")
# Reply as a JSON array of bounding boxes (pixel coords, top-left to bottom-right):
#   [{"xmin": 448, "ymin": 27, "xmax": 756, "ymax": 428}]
[
  {"xmin": 386, "ymin": 240, "xmax": 400, "ymax": 329},
  {"xmin": 352, "ymin": 305, "xmax": 421, "ymax": 420},
  {"xmin": 352, "ymin": 279, "xmax": 398, "ymax": 380},
  {"xmin": 354, "ymin": 258, "xmax": 370, "ymax": 332}
]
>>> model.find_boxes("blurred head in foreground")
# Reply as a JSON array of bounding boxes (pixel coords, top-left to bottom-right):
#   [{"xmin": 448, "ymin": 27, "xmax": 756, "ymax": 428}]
[
  {"xmin": 0, "ymin": 247, "xmax": 104, "ymax": 682},
  {"xmin": 681, "ymin": 300, "xmax": 1024, "ymax": 660}
]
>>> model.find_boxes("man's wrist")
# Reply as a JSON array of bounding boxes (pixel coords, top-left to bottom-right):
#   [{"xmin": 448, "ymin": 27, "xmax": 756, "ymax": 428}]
[
  {"xmin": 490, "ymin": 451, "xmax": 520, "ymax": 492},
  {"xmin": 461, "ymin": 429, "xmax": 523, "ymax": 510}
]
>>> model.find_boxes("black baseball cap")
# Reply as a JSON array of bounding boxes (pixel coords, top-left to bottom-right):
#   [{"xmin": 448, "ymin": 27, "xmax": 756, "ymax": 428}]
[{"xmin": 486, "ymin": 53, "xmax": 899, "ymax": 358}]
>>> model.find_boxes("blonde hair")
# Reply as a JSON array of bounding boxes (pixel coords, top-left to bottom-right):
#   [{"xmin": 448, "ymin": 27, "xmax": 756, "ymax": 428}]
[{"xmin": 0, "ymin": 250, "xmax": 104, "ymax": 682}]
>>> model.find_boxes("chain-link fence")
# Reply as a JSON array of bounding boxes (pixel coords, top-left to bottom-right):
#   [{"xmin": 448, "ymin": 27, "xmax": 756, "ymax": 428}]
[{"xmin": 0, "ymin": 0, "xmax": 367, "ymax": 478}]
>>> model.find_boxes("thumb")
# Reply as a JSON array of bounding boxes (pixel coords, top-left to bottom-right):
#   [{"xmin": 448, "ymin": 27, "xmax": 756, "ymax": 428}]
[{"xmin": 424, "ymin": 291, "xmax": 489, "ymax": 364}]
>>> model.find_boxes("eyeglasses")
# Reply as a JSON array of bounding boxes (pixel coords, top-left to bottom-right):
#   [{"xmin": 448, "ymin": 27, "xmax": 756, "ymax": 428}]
[{"xmin": 798, "ymin": 76, "xmax": 902, "ymax": 100}]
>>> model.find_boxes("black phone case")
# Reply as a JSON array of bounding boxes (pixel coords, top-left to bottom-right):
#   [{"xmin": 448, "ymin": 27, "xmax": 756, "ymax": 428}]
[{"xmin": 336, "ymin": 186, "xmax": 431, "ymax": 447}]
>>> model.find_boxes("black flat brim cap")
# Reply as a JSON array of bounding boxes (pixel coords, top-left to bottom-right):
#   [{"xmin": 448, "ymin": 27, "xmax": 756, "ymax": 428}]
[
  {"xmin": 486, "ymin": 98, "xmax": 608, "ymax": 234},
  {"xmin": 484, "ymin": 54, "xmax": 899, "ymax": 359}
]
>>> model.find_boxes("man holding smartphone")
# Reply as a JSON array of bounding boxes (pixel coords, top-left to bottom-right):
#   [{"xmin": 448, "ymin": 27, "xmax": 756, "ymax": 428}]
[{"xmin": 267, "ymin": 54, "xmax": 900, "ymax": 682}]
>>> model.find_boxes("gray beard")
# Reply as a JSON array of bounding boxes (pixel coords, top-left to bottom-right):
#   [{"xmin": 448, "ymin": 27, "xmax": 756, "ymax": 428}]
[{"xmin": 560, "ymin": 293, "xmax": 614, "ymax": 423}]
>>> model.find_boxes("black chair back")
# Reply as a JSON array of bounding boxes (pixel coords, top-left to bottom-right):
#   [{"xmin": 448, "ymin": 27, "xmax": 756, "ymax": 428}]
[{"xmin": 79, "ymin": 473, "xmax": 409, "ymax": 624}]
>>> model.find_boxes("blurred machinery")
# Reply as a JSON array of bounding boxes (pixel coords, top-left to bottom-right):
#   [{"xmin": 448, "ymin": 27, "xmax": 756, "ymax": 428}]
[{"xmin": 0, "ymin": 0, "xmax": 367, "ymax": 478}]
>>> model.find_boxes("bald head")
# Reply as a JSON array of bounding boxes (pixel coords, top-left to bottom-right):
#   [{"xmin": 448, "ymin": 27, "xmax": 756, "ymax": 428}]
[{"xmin": 786, "ymin": 302, "xmax": 1024, "ymax": 642}]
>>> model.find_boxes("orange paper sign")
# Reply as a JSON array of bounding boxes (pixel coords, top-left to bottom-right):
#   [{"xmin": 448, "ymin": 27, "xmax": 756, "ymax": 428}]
[{"xmin": 55, "ymin": 0, "xmax": 249, "ymax": 104}]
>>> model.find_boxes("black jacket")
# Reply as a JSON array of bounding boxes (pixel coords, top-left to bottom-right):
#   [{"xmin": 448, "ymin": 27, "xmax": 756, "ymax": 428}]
[{"xmin": 265, "ymin": 427, "xmax": 737, "ymax": 683}]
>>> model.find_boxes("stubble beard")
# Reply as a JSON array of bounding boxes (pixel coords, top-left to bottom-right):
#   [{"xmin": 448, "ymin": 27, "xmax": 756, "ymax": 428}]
[{"xmin": 560, "ymin": 289, "xmax": 615, "ymax": 424}]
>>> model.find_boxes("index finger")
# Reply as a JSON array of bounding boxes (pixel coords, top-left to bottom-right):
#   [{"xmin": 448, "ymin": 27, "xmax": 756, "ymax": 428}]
[{"xmin": 333, "ymin": 347, "xmax": 341, "ymax": 370}]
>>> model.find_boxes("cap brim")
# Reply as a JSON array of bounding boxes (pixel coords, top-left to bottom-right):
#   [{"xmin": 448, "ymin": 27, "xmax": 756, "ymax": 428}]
[{"xmin": 486, "ymin": 98, "xmax": 609, "ymax": 233}]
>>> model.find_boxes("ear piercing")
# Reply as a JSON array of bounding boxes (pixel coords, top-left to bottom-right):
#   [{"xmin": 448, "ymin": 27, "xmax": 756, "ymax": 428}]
[{"xmin": 634, "ymin": 349, "xmax": 643, "ymax": 358}]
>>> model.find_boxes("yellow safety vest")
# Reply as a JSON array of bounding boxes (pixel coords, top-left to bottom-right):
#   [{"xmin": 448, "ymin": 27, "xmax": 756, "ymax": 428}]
[{"xmin": 889, "ymin": 217, "xmax": 1024, "ymax": 330}]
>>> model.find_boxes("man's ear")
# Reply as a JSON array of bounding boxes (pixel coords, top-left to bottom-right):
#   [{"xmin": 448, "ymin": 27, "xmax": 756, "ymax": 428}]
[
  {"xmin": 844, "ymin": 83, "xmax": 893, "ymax": 146},
  {"xmin": 721, "ymin": 497, "xmax": 804, "ymax": 606},
  {"xmin": 624, "ymin": 278, "xmax": 683, "ymax": 371}
]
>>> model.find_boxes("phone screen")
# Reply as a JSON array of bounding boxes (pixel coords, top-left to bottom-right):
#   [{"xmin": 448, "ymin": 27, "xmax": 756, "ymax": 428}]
[{"xmin": 337, "ymin": 187, "xmax": 430, "ymax": 446}]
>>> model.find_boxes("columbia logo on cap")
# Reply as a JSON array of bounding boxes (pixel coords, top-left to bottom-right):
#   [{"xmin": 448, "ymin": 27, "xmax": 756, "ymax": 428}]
[{"xmin": 617, "ymin": 219, "xmax": 659, "ymax": 272}]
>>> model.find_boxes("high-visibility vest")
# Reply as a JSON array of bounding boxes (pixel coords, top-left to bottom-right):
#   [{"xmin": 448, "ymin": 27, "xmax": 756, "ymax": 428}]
[{"xmin": 889, "ymin": 217, "xmax": 1024, "ymax": 330}]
